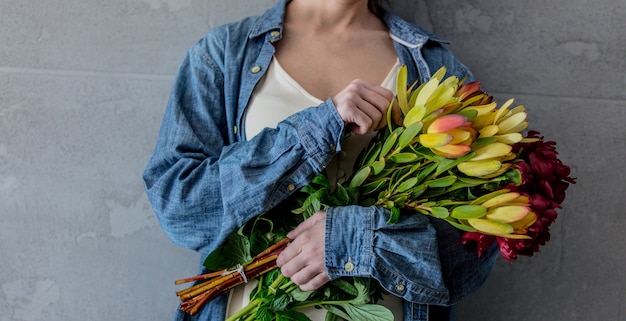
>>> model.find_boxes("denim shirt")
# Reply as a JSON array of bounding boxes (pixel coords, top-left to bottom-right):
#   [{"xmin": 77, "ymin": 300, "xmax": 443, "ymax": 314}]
[{"xmin": 143, "ymin": 1, "xmax": 497, "ymax": 320}]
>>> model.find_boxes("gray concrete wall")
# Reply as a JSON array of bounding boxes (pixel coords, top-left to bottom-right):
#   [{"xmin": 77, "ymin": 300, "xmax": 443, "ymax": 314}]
[{"xmin": 0, "ymin": 0, "xmax": 623, "ymax": 320}]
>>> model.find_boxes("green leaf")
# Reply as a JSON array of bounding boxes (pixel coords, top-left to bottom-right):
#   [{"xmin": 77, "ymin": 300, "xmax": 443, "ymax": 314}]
[
  {"xmin": 445, "ymin": 181, "xmax": 478, "ymax": 193},
  {"xmin": 505, "ymin": 168, "xmax": 522, "ymax": 185},
  {"xmin": 429, "ymin": 207, "xmax": 449, "ymax": 219},
  {"xmin": 324, "ymin": 305, "xmax": 352, "ymax": 321},
  {"xmin": 349, "ymin": 166, "xmax": 371, "ymax": 188},
  {"xmin": 451, "ymin": 205, "xmax": 487, "ymax": 219},
  {"xmin": 390, "ymin": 153, "xmax": 419, "ymax": 163},
  {"xmin": 344, "ymin": 186, "xmax": 360, "ymax": 204},
  {"xmin": 202, "ymin": 231, "xmax": 251, "ymax": 270},
  {"xmin": 435, "ymin": 152, "xmax": 476, "ymax": 176},
  {"xmin": 360, "ymin": 142, "xmax": 382, "ymax": 167},
  {"xmin": 380, "ymin": 128, "xmax": 402, "ymax": 157},
  {"xmin": 311, "ymin": 198, "xmax": 322, "ymax": 213},
  {"xmin": 457, "ymin": 176, "xmax": 491, "ymax": 186},
  {"xmin": 249, "ymin": 232, "xmax": 271, "ymax": 258},
  {"xmin": 411, "ymin": 184, "xmax": 427, "ymax": 199},
  {"xmin": 290, "ymin": 288, "xmax": 315, "ymax": 302},
  {"xmin": 389, "ymin": 165, "xmax": 410, "ymax": 185},
  {"xmin": 330, "ymin": 279, "xmax": 358, "ymax": 296},
  {"xmin": 341, "ymin": 304, "xmax": 394, "ymax": 321},
  {"xmin": 269, "ymin": 291, "xmax": 291, "ymax": 311},
  {"xmin": 255, "ymin": 305, "xmax": 273, "ymax": 321},
  {"xmin": 324, "ymin": 311, "xmax": 339, "ymax": 321},
  {"xmin": 276, "ymin": 309, "xmax": 312, "ymax": 321},
  {"xmin": 391, "ymin": 193, "xmax": 408, "ymax": 206},
  {"xmin": 471, "ymin": 137, "xmax": 498, "ymax": 149},
  {"xmin": 457, "ymin": 108, "xmax": 478, "ymax": 121},
  {"xmin": 329, "ymin": 184, "xmax": 350, "ymax": 206},
  {"xmin": 422, "ymin": 187, "xmax": 447, "ymax": 198},
  {"xmin": 291, "ymin": 205, "xmax": 307, "ymax": 215},
  {"xmin": 409, "ymin": 162, "xmax": 423, "ymax": 175},
  {"xmin": 444, "ymin": 218, "xmax": 477, "ymax": 232},
  {"xmin": 470, "ymin": 189, "xmax": 512, "ymax": 205},
  {"xmin": 395, "ymin": 177, "xmax": 418, "ymax": 193},
  {"xmin": 417, "ymin": 163, "xmax": 437, "ymax": 184},
  {"xmin": 387, "ymin": 206, "xmax": 401, "ymax": 224},
  {"xmin": 311, "ymin": 174, "xmax": 330, "ymax": 188},
  {"xmin": 371, "ymin": 159, "xmax": 386, "ymax": 175},
  {"xmin": 397, "ymin": 122, "xmax": 423, "ymax": 149},
  {"xmin": 262, "ymin": 269, "xmax": 280, "ymax": 287},
  {"xmin": 294, "ymin": 187, "xmax": 327, "ymax": 217},
  {"xmin": 350, "ymin": 279, "xmax": 370, "ymax": 305},
  {"xmin": 425, "ymin": 176, "xmax": 457, "ymax": 188},
  {"xmin": 301, "ymin": 185, "xmax": 317, "ymax": 194}
]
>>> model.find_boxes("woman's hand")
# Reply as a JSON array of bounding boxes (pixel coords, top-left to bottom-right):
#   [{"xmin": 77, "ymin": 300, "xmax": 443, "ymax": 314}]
[
  {"xmin": 276, "ymin": 211, "xmax": 330, "ymax": 291},
  {"xmin": 332, "ymin": 79, "xmax": 402, "ymax": 135}
]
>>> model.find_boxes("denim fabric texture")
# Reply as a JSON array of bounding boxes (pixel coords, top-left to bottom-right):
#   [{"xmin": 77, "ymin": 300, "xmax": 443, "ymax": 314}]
[{"xmin": 143, "ymin": 1, "xmax": 497, "ymax": 320}]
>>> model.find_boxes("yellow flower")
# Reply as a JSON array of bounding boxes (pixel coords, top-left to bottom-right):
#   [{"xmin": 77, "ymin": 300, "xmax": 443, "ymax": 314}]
[
  {"xmin": 470, "ymin": 98, "xmax": 528, "ymax": 144},
  {"xmin": 465, "ymin": 191, "xmax": 537, "ymax": 238},
  {"xmin": 419, "ymin": 114, "xmax": 475, "ymax": 158}
]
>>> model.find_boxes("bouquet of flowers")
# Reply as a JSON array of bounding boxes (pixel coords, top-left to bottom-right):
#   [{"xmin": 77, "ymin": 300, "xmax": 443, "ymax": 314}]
[{"xmin": 173, "ymin": 66, "xmax": 576, "ymax": 320}]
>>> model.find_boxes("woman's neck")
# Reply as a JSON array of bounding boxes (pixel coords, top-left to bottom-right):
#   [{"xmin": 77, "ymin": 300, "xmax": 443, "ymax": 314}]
[{"xmin": 286, "ymin": 0, "xmax": 379, "ymax": 32}]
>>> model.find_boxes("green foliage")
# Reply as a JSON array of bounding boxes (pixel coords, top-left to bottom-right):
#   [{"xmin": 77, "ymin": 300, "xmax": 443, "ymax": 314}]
[{"xmin": 203, "ymin": 227, "xmax": 251, "ymax": 271}]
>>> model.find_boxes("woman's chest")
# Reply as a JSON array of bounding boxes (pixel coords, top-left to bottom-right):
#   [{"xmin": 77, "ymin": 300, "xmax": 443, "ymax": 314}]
[{"xmin": 273, "ymin": 32, "xmax": 398, "ymax": 100}]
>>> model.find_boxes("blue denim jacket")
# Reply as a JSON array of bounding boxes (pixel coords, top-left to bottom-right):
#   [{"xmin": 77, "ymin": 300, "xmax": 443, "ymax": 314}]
[{"xmin": 143, "ymin": 1, "xmax": 497, "ymax": 320}]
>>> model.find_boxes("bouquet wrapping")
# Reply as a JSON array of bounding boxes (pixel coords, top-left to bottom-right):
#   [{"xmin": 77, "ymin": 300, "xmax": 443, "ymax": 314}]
[{"xmin": 173, "ymin": 66, "xmax": 575, "ymax": 320}]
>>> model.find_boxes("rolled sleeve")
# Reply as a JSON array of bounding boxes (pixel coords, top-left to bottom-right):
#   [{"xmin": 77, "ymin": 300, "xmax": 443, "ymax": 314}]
[
  {"xmin": 324, "ymin": 205, "xmax": 450, "ymax": 304},
  {"xmin": 283, "ymin": 98, "xmax": 346, "ymax": 172}
]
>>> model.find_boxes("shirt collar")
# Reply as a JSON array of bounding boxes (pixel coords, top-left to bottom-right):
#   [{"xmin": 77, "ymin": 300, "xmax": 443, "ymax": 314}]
[
  {"xmin": 381, "ymin": 10, "xmax": 448, "ymax": 47},
  {"xmin": 248, "ymin": 0, "xmax": 287, "ymax": 39}
]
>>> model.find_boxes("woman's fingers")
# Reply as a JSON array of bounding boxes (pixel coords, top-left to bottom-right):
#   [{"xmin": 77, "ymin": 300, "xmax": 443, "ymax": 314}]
[
  {"xmin": 333, "ymin": 79, "xmax": 394, "ymax": 135},
  {"xmin": 276, "ymin": 211, "xmax": 330, "ymax": 290}
]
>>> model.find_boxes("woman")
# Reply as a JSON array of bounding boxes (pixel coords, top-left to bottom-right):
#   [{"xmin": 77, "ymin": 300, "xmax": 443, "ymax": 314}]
[{"xmin": 143, "ymin": 0, "xmax": 498, "ymax": 320}]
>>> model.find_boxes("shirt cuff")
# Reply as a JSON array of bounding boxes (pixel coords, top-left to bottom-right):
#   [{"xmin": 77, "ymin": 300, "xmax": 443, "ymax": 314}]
[
  {"xmin": 324, "ymin": 205, "xmax": 375, "ymax": 278},
  {"xmin": 324, "ymin": 205, "xmax": 451, "ymax": 304}
]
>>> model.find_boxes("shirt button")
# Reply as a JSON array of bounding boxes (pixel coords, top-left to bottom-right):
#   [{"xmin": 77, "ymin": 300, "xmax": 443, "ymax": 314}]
[
  {"xmin": 395, "ymin": 284, "xmax": 406, "ymax": 292},
  {"xmin": 251, "ymin": 66, "xmax": 262, "ymax": 73},
  {"xmin": 270, "ymin": 31, "xmax": 280, "ymax": 37},
  {"xmin": 337, "ymin": 169, "xmax": 345, "ymax": 179},
  {"xmin": 330, "ymin": 144, "xmax": 336, "ymax": 153},
  {"xmin": 338, "ymin": 151, "xmax": 347, "ymax": 160},
  {"xmin": 344, "ymin": 261, "xmax": 355, "ymax": 272},
  {"xmin": 287, "ymin": 183, "xmax": 296, "ymax": 191}
]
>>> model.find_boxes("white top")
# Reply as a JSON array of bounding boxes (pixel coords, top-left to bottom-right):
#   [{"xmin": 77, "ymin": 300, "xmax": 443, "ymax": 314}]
[{"xmin": 232, "ymin": 57, "xmax": 404, "ymax": 320}]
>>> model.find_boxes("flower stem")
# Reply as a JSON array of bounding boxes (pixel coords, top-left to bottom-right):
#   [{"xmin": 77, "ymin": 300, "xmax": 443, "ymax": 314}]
[
  {"xmin": 225, "ymin": 298, "xmax": 261, "ymax": 321},
  {"xmin": 174, "ymin": 269, "xmax": 228, "ymax": 285},
  {"xmin": 268, "ymin": 273, "xmax": 286, "ymax": 293}
]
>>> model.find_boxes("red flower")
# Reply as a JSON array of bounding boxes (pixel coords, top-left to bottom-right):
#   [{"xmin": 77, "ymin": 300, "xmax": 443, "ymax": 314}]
[{"xmin": 460, "ymin": 131, "xmax": 576, "ymax": 262}]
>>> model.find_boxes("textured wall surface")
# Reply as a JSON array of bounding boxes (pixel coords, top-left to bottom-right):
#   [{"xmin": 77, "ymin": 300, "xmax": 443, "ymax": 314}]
[{"xmin": 1, "ymin": 0, "xmax": 623, "ymax": 320}]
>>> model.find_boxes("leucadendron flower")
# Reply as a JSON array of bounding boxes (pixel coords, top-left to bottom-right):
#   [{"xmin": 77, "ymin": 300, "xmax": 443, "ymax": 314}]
[
  {"xmin": 453, "ymin": 98, "xmax": 534, "ymax": 178},
  {"xmin": 419, "ymin": 114, "xmax": 474, "ymax": 158}
]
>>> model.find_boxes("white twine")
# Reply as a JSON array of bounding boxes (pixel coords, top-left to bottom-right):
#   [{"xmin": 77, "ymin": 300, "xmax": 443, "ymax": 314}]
[{"xmin": 221, "ymin": 264, "xmax": 248, "ymax": 283}]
